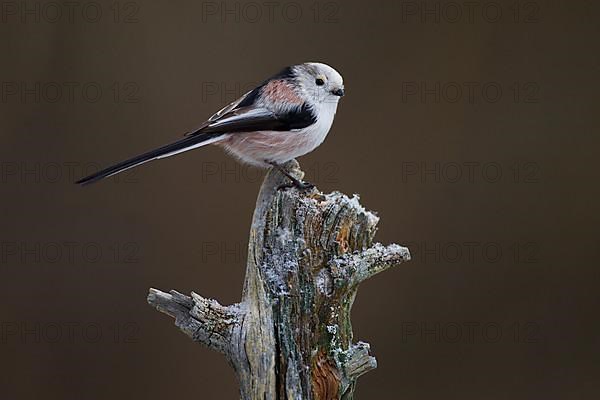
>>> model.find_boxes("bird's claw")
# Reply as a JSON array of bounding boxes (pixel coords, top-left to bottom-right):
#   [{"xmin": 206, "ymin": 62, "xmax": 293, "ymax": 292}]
[{"xmin": 277, "ymin": 179, "xmax": 315, "ymax": 191}]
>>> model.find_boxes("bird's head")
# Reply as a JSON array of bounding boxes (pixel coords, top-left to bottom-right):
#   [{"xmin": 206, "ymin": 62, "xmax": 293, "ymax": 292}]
[{"xmin": 294, "ymin": 62, "xmax": 345, "ymax": 105}]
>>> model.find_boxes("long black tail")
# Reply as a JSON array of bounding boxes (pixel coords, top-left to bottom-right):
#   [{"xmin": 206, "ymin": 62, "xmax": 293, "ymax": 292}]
[{"xmin": 75, "ymin": 132, "xmax": 224, "ymax": 185}]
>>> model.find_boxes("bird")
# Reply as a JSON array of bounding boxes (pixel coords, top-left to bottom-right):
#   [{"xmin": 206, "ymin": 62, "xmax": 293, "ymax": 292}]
[{"xmin": 75, "ymin": 62, "xmax": 345, "ymax": 189}]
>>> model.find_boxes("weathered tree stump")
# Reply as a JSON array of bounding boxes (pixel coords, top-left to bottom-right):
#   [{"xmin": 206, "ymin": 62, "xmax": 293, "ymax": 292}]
[{"xmin": 147, "ymin": 160, "xmax": 411, "ymax": 399}]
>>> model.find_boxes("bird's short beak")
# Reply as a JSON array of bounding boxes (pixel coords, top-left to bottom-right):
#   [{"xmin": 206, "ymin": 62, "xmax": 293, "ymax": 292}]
[{"xmin": 331, "ymin": 88, "xmax": 345, "ymax": 97}]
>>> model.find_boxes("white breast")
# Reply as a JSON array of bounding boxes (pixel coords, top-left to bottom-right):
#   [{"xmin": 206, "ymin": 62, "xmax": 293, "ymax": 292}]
[{"xmin": 299, "ymin": 99, "xmax": 337, "ymax": 150}]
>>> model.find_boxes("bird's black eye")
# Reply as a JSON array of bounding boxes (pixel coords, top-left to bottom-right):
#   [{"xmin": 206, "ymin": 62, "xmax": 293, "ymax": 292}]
[{"xmin": 315, "ymin": 78, "xmax": 325, "ymax": 86}]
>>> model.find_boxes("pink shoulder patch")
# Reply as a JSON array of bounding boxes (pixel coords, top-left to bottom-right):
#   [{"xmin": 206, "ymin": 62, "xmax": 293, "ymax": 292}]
[{"xmin": 262, "ymin": 80, "xmax": 303, "ymax": 104}]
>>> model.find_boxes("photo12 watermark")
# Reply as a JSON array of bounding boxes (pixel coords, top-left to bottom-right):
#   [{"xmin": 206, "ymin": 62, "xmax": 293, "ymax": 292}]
[
  {"xmin": 199, "ymin": 1, "xmax": 340, "ymax": 24},
  {"xmin": 396, "ymin": 1, "xmax": 541, "ymax": 24},
  {"xmin": 199, "ymin": 240, "xmax": 247, "ymax": 264},
  {"xmin": 0, "ymin": 1, "xmax": 140, "ymax": 23},
  {"xmin": 400, "ymin": 81, "xmax": 540, "ymax": 104},
  {"xmin": 1, "ymin": 81, "xmax": 141, "ymax": 104},
  {"xmin": 400, "ymin": 161, "xmax": 541, "ymax": 184},
  {"xmin": 0, "ymin": 161, "xmax": 140, "ymax": 184},
  {"xmin": 0, "ymin": 321, "xmax": 140, "ymax": 344},
  {"xmin": 0, "ymin": 241, "xmax": 141, "ymax": 265},
  {"xmin": 405, "ymin": 241, "xmax": 540, "ymax": 265},
  {"xmin": 199, "ymin": 80, "xmax": 344, "ymax": 106},
  {"xmin": 196, "ymin": 160, "xmax": 340, "ymax": 185},
  {"xmin": 0, "ymin": 160, "xmax": 340, "ymax": 185},
  {"xmin": 200, "ymin": 81, "xmax": 259, "ymax": 103},
  {"xmin": 399, "ymin": 321, "xmax": 544, "ymax": 344}
]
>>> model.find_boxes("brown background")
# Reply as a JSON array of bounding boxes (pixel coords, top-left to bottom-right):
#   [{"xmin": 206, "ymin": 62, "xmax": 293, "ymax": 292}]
[{"xmin": 1, "ymin": 0, "xmax": 599, "ymax": 399}]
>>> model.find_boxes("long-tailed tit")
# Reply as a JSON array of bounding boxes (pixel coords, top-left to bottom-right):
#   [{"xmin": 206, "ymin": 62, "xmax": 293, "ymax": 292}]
[{"xmin": 76, "ymin": 62, "xmax": 345, "ymax": 188}]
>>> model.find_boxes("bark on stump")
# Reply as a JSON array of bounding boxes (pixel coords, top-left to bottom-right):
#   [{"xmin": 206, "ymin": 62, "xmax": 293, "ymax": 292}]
[{"xmin": 147, "ymin": 160, "xmax": 411, "ymax": 399}]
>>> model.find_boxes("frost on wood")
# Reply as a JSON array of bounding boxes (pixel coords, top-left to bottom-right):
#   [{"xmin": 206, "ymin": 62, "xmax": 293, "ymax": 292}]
[{"xmin": 147, "ymin": 160, "xmax": 411, "ymax": 399}]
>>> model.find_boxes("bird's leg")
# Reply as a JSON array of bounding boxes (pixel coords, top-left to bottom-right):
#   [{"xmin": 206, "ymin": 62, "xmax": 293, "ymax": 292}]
[{"xmin": 267, "ymin": 161, "xmax": 314, "ymax": 191}]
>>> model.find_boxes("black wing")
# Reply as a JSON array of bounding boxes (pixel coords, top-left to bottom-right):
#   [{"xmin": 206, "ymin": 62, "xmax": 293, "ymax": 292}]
[
  {"xmin": 185, "ymin": 69, "xmax": 315, "ymax": 136},
  {"xmin": 188, "ymin": 103, "xmax": 316, "ymax": 136},
  {"xmin": 76, "ymin": 100, "xmax": 315, "ymax": 185}
]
